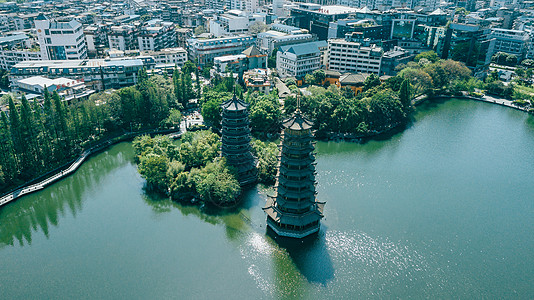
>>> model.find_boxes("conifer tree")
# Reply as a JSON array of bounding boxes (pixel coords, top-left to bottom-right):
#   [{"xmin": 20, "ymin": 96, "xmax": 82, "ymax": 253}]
[{"xmin": 399, "ymin": 79, "xmax": 412, "ymax": 109}]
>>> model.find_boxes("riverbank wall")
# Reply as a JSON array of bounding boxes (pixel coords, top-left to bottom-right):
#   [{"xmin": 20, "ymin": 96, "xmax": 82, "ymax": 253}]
[{"xmin": 0, "ymin": 129, "xmax": 180, "ymax": 208}]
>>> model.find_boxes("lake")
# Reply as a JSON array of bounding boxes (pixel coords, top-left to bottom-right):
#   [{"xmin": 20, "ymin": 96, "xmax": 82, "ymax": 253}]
[{"xmin": 1, "ymin": 98, "xmax": 533, "ymax": 298}]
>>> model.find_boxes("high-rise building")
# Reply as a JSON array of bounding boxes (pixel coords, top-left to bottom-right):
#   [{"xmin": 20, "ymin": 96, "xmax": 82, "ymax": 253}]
[
  {"xmin": 327, "ymin": 39, "xmax": 383, "ymax": 74},
  {"xmin": 263, "ymin": 108, "xmax": 325, "ymax": 239},
  {"xmin": 34, "ymin": 14, "xmax": 87, "ymax": 60}
]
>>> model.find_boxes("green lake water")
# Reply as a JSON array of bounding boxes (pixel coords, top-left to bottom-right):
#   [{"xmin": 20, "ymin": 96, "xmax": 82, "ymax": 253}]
[{"xmin": 1, "ymin": 98, "xmax": 533, "ymax": 298}]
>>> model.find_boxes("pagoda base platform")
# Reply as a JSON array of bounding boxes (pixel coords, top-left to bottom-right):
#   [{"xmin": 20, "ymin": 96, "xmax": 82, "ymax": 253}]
[{"xmin": 266, "ymin": 217, "xmax": 320, "ymax": 239}]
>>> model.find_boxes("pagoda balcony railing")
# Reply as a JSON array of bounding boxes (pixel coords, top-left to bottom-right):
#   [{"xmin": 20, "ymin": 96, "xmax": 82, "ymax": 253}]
[
  {"xmin": 280, "ymin": 153, "xmax": 315, "ymax": 161},
  {"xmin": 222, "ymin": 113, "xmax": 250, "ymax": 121},
  {"xmin": 280, "ymin": 144, "xmax": 314, "ymax": 153},
  {"xmin": 221, "ymin": 130, "xmax": 250, "ymax": 138},
  {"xmin": 278, "ymin": 177, "xmax": 315, "ymax": 187},
  {"xmin": 222, "ymin": 135, "xmax": 250, "ymax": 142},
  {"xmin": 280, "ymin": 158, "xmax": 314, "ymax": 167},
  {"xmin": 278, "ymin": 164, "xmax": 315, "ymax": 175},
  {"xmin": 275, "ymin": 188, "xmax": 317, "ymax": 199},
  {"xmin": 221, "ymin": 119, "xmax": 250, "ymax": 126},
  {"xmin": 222, "ymin": 140, "xmax": 251, "ymax": 147},
  {"xmin": 222, "ymin": 126, "xmax": 251, "ymax": 133},
  {"xmin": 278, "ymin": 173, "xmax": 313, "ymax": 182},
  {"xmin": 221, "ymin": 146, "xmax": 250, "ymax": 154}
]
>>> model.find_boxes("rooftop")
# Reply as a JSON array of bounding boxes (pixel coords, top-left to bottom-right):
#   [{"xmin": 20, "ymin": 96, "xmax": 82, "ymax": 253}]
[
  {"xmin": 221, "ymin": 94, "xmax": 248, "ymax": 111},
  {"xmin": 283, "ymin": 110, "xmax": 313, "ymax": 130},
  {"xmin": 13, "ymin": 58, "xmax": 144, "ymax": 69},
  {"xmin": 279, "ymin": 41, "xmax": 327, "ymax": 56}
]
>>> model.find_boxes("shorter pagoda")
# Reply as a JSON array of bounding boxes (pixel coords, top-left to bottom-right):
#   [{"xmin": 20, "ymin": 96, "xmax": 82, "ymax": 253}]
[
  {"xmin": 220, "ymin": 94, "xmax": 257, "ymax": 185},
  {"xmin": 263, "ymin": 109, "xmax": 325, "ymax": 238}
]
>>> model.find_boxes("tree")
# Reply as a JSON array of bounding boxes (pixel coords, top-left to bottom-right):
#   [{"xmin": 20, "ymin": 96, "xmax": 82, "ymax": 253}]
[
  {"xmin": 312, "ymin": 69, "xmax": 326, "ymax": 85},
  {"xmin": 249, "ymin": 96, "xmax": 281, "ymax": 134},
  {"xmin": 304, "ymin": 73, "xmax": 314, "ymax": 85},
  {"xmin": 249, "ymin": 21, "xmax": 269, "ymax": 35},
  {"xmin": 0, "ymin": 69, "xmax": 9, "ymax": 90},
  {"xmin": 521, "ymin": 59, "xmax": 534, "ymax": 68},
  {"xmin": 251, "ymin": 140, "xmax": 278, "ymax": 184},
  {"xmin": 451, "ymin": 41, "xmax": 479, "ymax": 67},
  {"xmin": 399, "ymin": 68, "xmax": 433, "ymax": 96},
  {"xmin": 363, "ymin": 74, "xmax": 381, "ymax": 91},
  {"xmin": 182, "ymin": 60, "xmax": 196, "ymax": 75},
  {"xmin": 195, "ymin": 66, "xmax": 201, "ymax": 99},
  {"xmin": 194, "ymin": 25, "xmax": 206, "ymax": 35},
  {"xmin": 138, "ymin": 153, "xmax": 169, "ymax": 192},
  {"xmin": 515, "ymin": 67, "xmax": 526, "ymax": 78},
  {"xmin": 195, "ymin": 159, "xmax": 241, "ymax": 206},
  {"xmin": 201, "ymin": 96, "xmax": 223, "ymax": 129},
  {"xmin": 424, "ymin": 63, "xmax": 447, "ymax": 89},
  {"xmin": 268, "ymin": 48, "xmax": 279, "ymax": 69},
  {"xmin": 383, "ymin": 76, "xmax": 404, "ymax": 92},
  {"xmin": 364, "ymin": 89, "xmax": 406, "ymax": 129},
  {"xmin": 399, "ymin": 79, "xmax": 412, "ymax": 109},
  {"xmin": 415, "ymin": 51, "xmax": 439, "ymax": 63}
]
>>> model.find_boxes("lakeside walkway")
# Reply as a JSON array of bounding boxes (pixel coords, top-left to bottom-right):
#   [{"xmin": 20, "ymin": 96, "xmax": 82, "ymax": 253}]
[
  {"xmin": 0, "ymin": 148, "xmax": 94, "ymax": 207},
  {"xmin": 0, "ymin": 121, "xmax": 193, "ymax": 208},
  {"xmin": 414, "ymin": 93, "xmax": 531, "ymax": 113}
]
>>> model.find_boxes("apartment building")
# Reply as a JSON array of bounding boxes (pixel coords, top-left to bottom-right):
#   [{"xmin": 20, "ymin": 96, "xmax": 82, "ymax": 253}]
[
  {"xmin": 256, "ymin": 25, "xmax": 315, "ymax": 55},
  {"xmin": 276, "ymin": 41, "xmax": 327, "ymax": 79},
  {"xmin": 34, "ymin": 14, "xmax": 87, "ymax": 60},
  {"xmin": 327, "ymin": 39, "xmax": 382, "ymax": 75},
  {"xmin": 138, "ymin": 19, "xmax": 177, "ymax": 52},
  {"xmin": 0, "ymin": 33, "xmax": 42, "ymax": 70},
  {"xmin": 10, "ymin": 58, "xmax": 144, "ymax": 91},
  {"xmin": 209, "ymin": 10, "xmax": 263, "ymax": 37},
  {"xmin": 13, "ymin": 75, "xmax": 95, "ymax": 102},
  {"xmin": 187, "ymin": 35, "xmax": 255, "ymax": 67},
  {"xmin": 108, "ymin": 25, "xmax": 139, "ymax": 51},
  {"xmin": 489, "ymin": 28, "xmax": 530, "ymax": 59},
  {"xmin": 142, "ymin": 47, "xmax": 187, "ymax": 67}
]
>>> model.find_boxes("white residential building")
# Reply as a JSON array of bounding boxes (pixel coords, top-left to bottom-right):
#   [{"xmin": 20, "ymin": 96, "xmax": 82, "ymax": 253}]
[
  {"xmin": 108, "ymin": 25, "xmax": 138, "ymax": 51},
  {"xmin": 14, "ymin": 76, "xmax": 95, "ymax": 102},
  {"xmin": 142, "ymin": 47, "xmax": 187, "ymax": 67},
  {"xmin": 276, "ymin": 41, "xmax": 327, "ymax": 79},
  {"xmin": 138, "ymin": 19, "xmax": 177, "ymax": 52},
  {"xmin": 256, "ymin": 25, "xmax": 315, "ymax": 55},
  {"xmin": 34, "ymin": 14, "xmax": 87, "ymax": 60},
  {"xmin": 327, "ymin": 39, "xmax": 383, "ymax": 75},
  {"xmin": 245, "ymin": 0, "xmax": 260, "ymax": 12},
  {"xmin": 10, "ymin": 58, "xmax": 145, "ymax": 91},
  {"xmin": 187, "ymin": 35, "xmax": 255, "ymax": 66},
  {"xmin": 0, "ymin": 33, "xmax": 42, "ymax": 70},
  {"xmin": 209, "ymin": 10, "xmax": 264, "ymax": 37},
  {"xmin": 489, "ymin": 28, "xmax": 530, "ymax": 59}
]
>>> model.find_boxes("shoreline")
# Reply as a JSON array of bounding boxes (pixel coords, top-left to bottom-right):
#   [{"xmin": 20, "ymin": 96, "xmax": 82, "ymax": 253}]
[
  {"xmin": 320, "ymin": 93, "xmax": 532, "ymax": 142},
  {"xmin": 2, "ymin": 94, "xmax": 530, "ymax": 207},
  {"xmin": 0, "ymin": 128, "xmax": 181, "ymax": 208}
]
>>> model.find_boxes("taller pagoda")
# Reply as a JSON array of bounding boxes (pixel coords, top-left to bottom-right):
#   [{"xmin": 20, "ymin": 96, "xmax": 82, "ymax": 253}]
[
  {"xmin": 263, "ymin": 108, "xmax": 325, "ymax": 239},
  {"xmin": 220, "ymin": 94, "xmax": 257, "ymax": 186}
]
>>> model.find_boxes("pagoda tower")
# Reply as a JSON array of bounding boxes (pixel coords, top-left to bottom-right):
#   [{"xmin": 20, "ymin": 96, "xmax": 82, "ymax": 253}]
[
  {"xmin": 263, "ymin": 108, "xmax": 325, "ymax": 239},
  {"xmin": 220, "ymin": 94, "xmax": 257, "ymax": 186}
]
